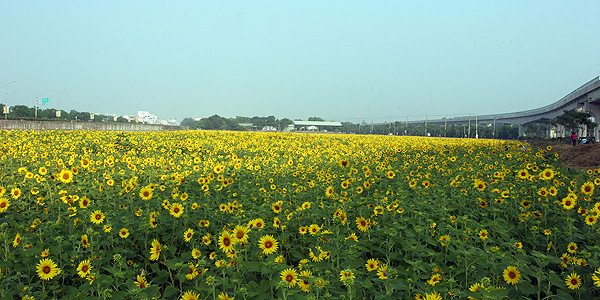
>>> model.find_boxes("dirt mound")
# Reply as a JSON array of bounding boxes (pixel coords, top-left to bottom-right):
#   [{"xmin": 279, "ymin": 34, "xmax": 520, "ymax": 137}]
[{"xmin": 527, "ymin": 140, "xmax": 600, "ymax": 172}]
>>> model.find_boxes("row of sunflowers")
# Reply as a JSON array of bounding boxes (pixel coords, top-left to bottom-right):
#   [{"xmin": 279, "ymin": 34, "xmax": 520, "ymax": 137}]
[{"xmin": 1, "ymin": 129, "xmax": 599, "ymax": 300}]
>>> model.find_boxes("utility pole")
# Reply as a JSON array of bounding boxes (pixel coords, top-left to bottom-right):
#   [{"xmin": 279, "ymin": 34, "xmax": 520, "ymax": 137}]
[
  {"xmin": 424, "ymin": 115, "xmax": 428, "ymax": 136},
  {"xmin": 357, "ymin": 115, "xmax": 360, "ymax": 134},
  {"xmin": 475, "ymin": 113, "xmax": 478, "ymax": 139},
  {"xmin": 468, "ymin": 114, "xmax": 471, "ymax": 138},
  {"xmin": 35, "ymin": 97, "xmax": 39, "ymax": 119},
  {"xmin": 444, "ymin": 115, "xmax": 447, "ymax": 137}
]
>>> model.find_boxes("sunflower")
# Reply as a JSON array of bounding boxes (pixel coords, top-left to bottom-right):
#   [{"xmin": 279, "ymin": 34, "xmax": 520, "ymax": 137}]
[
  {"xmin": 280, "ymin": 268, "xmax": 299, "ymax": 287},
  {"xmin": 135, "ymin": 275, "xmax": 149, "ymax": 289},
  {"xmin": 325, "ymin": 186, "xmax": 334, "ymax": 197},
  {"xmin": 90, "ymin": 210, "xmax": 105, "ymax": 224},
  {"xmin": 81, "ymin": 234, "xmax": 90, "ymax": 248},
  {"xmin": 149, "ymin": 239, "xmax": 162, "ymax": 261},
  {"xmin": 232, "ymin": 225, "xmax": 249, "ymax": 244},
  {"xmin": 76, "ymin": 259, "xmax": 93, "ymax": 278},
  {"xmin": 339, "ymin": 269, "xmax": 355, "ymax": 282},
  {"xmin": 202, "ymin": 233, "xmax": 212, "ymax": 245},
  {"xmin": 409, "ymin": 179, "xmax": 417, "ymax": 188},
  {"xmin": 38, "ymin": 166, "xmax": 48, "ymax": 175},
  {"xmin": 180, "ymin": 290, "xmax": 200, "ymax": 300},
  {"xmin": 478, "ymin": 229, "xmax": 488, "ymax": 240},
  {"xmin": 119, "ymin": 228, "xmax": 129, "ymax": 238},
  {"xmin": 469, "ymin": 282, "xmax": 484, "ymax": 292},
  {"xmin": 365, "ymin": 258, "xmax": 379, "ymax": 271},
  {"xmin": 345, "ymin": 233, "xmax": 359, "ymax": 242},
  {"xmin": 581, "ymin": 182, "xmax": 594, "ymax": 196},
  {"xmin": 385, "ymin": 170, "xmax": 395, "ymax": 179},
  {"xmin": 0, "ymin": 197, "xmax": 9, "ymax": 213},
  {"xmin": 298, "ymin": 270, "xmax": 312, "ymax": 293},
  {"xmin": 183, "ymin": 228, "xmax": 194, "ymax": 242},
  {"xmin": 271, "ymin": 201, "xmax": 283, "ymax": 213},
  {"xmin": 218, "ymin": 231, "xmax": 235, "ymax": 253},
  {"xmin": 11, "ymin": 187, "xmax": 21, "ymax": 199},
  {"xmin": 567, "ymin": 242, "xmax": 577, "ymax": 253},
  {"xmin": 561, "ymin": 197, "xmax": 576, "ymax": 210},
  {"xmin": 356, "ymin": 217, "xmax": 370, "ymax": 232},
  {"xmin": 12, "ymin": 233, "xmax": 22, "ymax": 247},
  {"xmin": 585, "ymin": 215, "xmax": 598, "ymax": 225},
  {"xmin": 79, "ymin": 196, "xmax": 90, "ymax": 208},
  {"xmin": 308, "ymin": 224, "xmax": 320, "ymax": 235},
  {"xmin": 565, "ymin": 272, "xmax": 581, "ymax": 290},
  {"xmin": 438, "ymin": 235, "xmax": 450, "ymax": 246},
  {"xmin": 258, "ymin": 234, "xmax": 279, "ymax": 255},
  {"xmin": 424, "ymin": 292, "xmax": 442, "ymax": 300},
  {"xmin": 217, "ymin": 292, "xmax": 234, "ymax": 300},
  {"xmin": 540, "ymin": 168, "xmax": 555, "ymax": 180},
  {"xmin": 592, "ymin": 268, "xmax": 600, "ymax": 287},
  {"xmin": 139, "ymin": 187, "xmax": 153, "ymax": 200},
  {"xmin": 503, "ymin": 266, "xmax": 521, "ymax": 285},
  {"xmin": 377, "ymin": 264, "xmax": 389, "ymax": 279},
  {"xmin": 36, "ymin": 258, "xmax": 61, "ymax": 280},
  {"xmin": 58, "ymin": 169, "xmax": 74, "ymax": 183},
  {"xmin": 40, "ymin": 248, "xmax": 49, "ymax": 257},
  {"xmin": 253, "ymin": 218, "xmax": 265, "ymax": 229},
  {"xmin": 298, "ymin": 226, "xmax": 308, "ymax": 235},
  {"xmin": 191, "ymin": 248, "xmax": 201, "ymax": 259},
  {"xmin": 170, "ymin": 203, "xmax": 184, "ymax": 218},
  {"xmin": 185, "ymin": 264, "xmax": 198, "ymax": 280}
]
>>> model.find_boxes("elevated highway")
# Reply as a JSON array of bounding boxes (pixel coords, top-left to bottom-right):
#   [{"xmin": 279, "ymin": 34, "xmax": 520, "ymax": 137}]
[{"xmin": 406, "ymin": 76, "xmax": 600, "ymax": 137}]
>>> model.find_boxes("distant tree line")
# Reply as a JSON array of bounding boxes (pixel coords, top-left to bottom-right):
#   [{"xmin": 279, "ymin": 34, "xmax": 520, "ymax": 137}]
[
  {"xmin": 0, "ymin": 103, "xmax": 129, "ymax": 123},
  {"xmin": 180, "ymin": 114, "xmax": 521, "ymax": 139},
  {"xmin": 180, "ymin": 115, "xmax": 294, "ymax": 131}
]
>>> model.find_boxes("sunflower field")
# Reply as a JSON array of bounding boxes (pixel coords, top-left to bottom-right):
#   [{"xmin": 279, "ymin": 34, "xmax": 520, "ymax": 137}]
[{"xmin": 1, "ymin": 130, "xmax": 600, "ymax": 300}]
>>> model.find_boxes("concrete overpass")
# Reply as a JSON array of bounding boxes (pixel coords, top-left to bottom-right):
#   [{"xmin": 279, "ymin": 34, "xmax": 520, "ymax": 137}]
[{"xmin": 405, "ymin": 76, "xmax": 600, "ymax": 138}]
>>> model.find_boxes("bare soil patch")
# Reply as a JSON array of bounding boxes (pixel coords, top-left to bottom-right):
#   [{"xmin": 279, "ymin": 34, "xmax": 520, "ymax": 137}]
[{"xmin": 527, "ymin": 140, "xmax": 600, "ymax": 172}]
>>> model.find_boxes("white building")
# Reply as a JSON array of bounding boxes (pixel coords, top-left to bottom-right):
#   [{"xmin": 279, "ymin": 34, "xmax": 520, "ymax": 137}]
[{"xmin": 137, "ymin": 111, "xmax": 159, "ymax": 124}]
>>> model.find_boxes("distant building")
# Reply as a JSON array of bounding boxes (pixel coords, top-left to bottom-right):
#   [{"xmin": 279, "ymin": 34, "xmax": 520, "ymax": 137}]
[
  {"xmin": 239, "ymin": 123, "xmax": 257, "ymax": 130},
  {"xmin": 122, "ymin": 115, "xmax": 135, "ymax": 122},
  {"xmin": 137, "ymin": 111, "xmax": 158, "ymax": 124},
  {"xmin": 292, "ymin": 121, "xmax": 342, "ymax": 131},
  {"xmin": 262, "ymin": 126, "xmax": 277, "ymax": 131}
]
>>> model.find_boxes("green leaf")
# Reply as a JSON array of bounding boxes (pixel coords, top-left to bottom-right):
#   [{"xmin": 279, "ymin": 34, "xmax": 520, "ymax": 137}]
[
  {"xmin": 519, "ymin": 281, "xmax": 537, "ymax": 295},
  {"xmin": 162, "ymin": 285, "xmax": 179, "ymax": 299}
]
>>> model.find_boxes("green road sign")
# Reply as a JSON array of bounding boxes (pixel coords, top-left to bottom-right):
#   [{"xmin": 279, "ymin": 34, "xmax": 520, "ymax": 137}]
[{"xmin": 41, "ymin": 98, "xmax": 49, "ymax": 105}]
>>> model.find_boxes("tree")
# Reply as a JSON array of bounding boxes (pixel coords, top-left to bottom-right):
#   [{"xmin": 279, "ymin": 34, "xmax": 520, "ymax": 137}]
[
  {"xmin": 278, "ymin": 118, "xmax": 293, "ymax": 130},
  {"xmin": 9, "ymin": 105, "xmax": 34, "ymax": 118},
  {"xmin": 555, "ymin": 110, "xmax": 597, "ymax": 137},
  {"xmin": 180, "ymin": 117, "xmax": 198, "ymax": 127},
  {"xmin": 308, "ymin": 117, "xmax": 325, "ymax": 122}
]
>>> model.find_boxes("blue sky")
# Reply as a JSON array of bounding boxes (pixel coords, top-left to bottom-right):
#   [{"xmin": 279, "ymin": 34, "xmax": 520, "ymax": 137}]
[{"xmin": 1, "ymin": 1, "xmax": 599, "ymax": 123}]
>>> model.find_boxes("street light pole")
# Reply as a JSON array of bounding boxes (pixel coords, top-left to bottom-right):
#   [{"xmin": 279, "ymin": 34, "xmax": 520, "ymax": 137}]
[
  {"xmin": 3, "ymin": 80, "xmax": 16, "ymax": 105},
  {"xmin": 35, "ymin": 97, "xmax": 39, "ymax": 119},
  {"xmin": 57, "ymin": 89, "xmax": 67, "ymax": 110}
]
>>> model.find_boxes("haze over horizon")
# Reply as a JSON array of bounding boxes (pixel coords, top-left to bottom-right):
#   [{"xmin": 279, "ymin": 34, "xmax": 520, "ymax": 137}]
[{"xmin": 1, "ymin": 1, "xmax": 600, "ymax": 123}]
